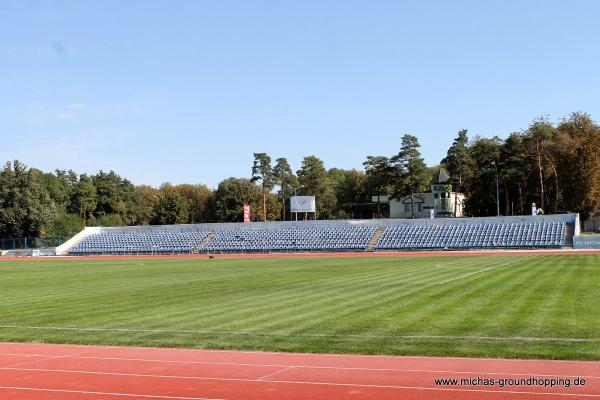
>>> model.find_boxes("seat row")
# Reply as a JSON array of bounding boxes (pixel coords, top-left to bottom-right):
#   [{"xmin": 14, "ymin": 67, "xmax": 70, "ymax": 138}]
[
  {"xmin": 67, "ymin": 222, "xmax": 568, "ymax": 255},
  {"xmin": 376, "ymin": 222, "xmax": 566, "ymax": 249},
  {"xmin": 69, "ymin": 231, "xmax": 210, "ymax": 255},
  {"xmin": 202, "ymin": 227, "xmax": 376, "ymax": 253}
]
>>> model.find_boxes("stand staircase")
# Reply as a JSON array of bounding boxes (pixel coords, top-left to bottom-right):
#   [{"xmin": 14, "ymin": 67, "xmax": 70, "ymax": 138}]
[
  {"xmin": 193, "ymin": 231, "xmax": 216, "ymax": 253},
  {"xmin": 366, "ymin": 227, "xmax": 386, "ymax": 251}
]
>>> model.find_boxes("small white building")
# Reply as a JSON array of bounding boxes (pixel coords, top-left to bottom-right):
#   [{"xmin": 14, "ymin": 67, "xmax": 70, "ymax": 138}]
[
  {"xmin": 372, "ymin": 168, "xmax": 466, "ymax": 219},
  {"xmin": 584, "ymin": 210, "xmax": 600, "ymax": 232}
]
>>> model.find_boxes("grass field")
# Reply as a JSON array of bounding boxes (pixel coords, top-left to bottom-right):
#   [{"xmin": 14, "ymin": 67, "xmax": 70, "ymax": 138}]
[{"xmin": 1, "ymin": 254, "xmax": 599, "ymax": 360}]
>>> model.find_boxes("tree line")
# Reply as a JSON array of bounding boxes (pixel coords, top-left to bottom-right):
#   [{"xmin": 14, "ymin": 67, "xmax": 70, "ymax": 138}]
[
  {"xmin": 443, "ymin": 112, "xmax": 600, "ymax": 219},
  {"xmin": 1, "ymin": 111, "xmax": 598, "ymax": 238}
]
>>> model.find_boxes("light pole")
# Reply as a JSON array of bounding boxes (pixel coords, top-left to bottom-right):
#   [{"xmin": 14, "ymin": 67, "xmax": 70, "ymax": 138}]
[
  {"xmin": 292, "ymin": 185, "xmax": 304, "ymax": 221},
  {"xmin": 491, "ymin": 161, "xmax": 500, "ymax": 216}
]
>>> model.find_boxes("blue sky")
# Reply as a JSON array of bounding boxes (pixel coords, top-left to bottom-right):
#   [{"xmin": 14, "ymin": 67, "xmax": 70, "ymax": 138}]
[{"xmin": 1, "ymin": 0, "xmax": 599, "ymax": 188}]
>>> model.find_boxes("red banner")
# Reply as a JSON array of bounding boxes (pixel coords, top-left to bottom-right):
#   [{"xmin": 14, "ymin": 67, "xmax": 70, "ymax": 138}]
[{"xmin": 243, "ymin": 204, "xmax": 250, "ymax": 223}]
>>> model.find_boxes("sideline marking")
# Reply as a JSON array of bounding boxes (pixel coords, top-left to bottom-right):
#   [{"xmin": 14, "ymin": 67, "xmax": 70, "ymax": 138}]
[
  {"xmin": 437, "ymin": 257, "xmax": 528, "ymax": 284},
  {"xmin": 1, "ymin": 325, "xmax": 597, "ymax": 342},
  {"xmin": 3, "ymin": 341, "xmax": 600, "ymax": 364}
]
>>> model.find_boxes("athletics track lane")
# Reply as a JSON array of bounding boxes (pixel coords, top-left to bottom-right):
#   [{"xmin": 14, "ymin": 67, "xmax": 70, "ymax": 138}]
[{"xmin": 0, "ymin": 342, "xmax": 598, "ymax": 399}]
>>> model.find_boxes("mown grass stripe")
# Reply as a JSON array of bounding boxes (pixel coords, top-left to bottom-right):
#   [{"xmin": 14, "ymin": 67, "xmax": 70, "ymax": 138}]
[
  {"xmin": 1, "ymin": 325, "xmax": 597, "ymax": 342},
  {"xmin": 1, "ymin": 255, "xmax": 599, "ymax": 359}
]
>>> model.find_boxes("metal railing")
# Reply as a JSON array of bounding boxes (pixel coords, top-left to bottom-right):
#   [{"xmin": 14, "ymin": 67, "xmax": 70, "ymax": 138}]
[{"xmin": 0, "ymin": 237, "xmax": 67, "ymax": 250}]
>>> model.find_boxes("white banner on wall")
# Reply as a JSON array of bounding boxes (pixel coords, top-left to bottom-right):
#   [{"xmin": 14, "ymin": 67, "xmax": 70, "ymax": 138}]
[{"xmin": 290, "ymin": 196, "xmax": 316, "ymax": 213}]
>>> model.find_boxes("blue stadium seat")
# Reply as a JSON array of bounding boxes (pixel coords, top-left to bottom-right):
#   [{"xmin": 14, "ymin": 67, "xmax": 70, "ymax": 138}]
[
  {"xmin": 202, "ymin": 227, "xmax": 376, "ymax": 253},
  {"xmin": 69, "ymin": 230, "xmax": 210, "ymax": 255},
  {"xmin": 375, "ymin": 221, "xmax": 566, "ymax": 250}
]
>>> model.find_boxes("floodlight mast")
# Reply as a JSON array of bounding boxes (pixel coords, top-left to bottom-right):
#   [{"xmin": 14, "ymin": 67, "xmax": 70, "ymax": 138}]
[{"xmin": 491, "ymin": 161, "xmax": 500, "ymax": 217}]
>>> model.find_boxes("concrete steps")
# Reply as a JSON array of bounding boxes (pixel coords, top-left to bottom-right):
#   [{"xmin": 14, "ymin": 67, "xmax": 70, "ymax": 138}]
[
  {"xmin": 193, "ymin": 231, "xmax": 216, "ymax": 253},
  {"xmin": 55, "ymin": 227, "xmax": 102, "ymax": 255},
  {"xmin": 366, "ymin": 227, "xmax": 386, "ymax": 251}
]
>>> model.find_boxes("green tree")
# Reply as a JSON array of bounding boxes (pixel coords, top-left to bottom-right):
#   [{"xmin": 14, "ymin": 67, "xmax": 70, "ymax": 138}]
[
  {"xmin": 297, "ymin": 156, "xmax": 336, "ymax": 219},
  {"xmin": 35, "ymin": 170, "xmax": 72, "ymax": 210},
  {"xmin": 153, "ymin": 182, "xmax": 189, "ymax": 225},
  {"xmin": 214, "ymin": 177, "xmax": 266, "ymax": 222},
  {"xmin": 96, "ymin": 213, "xmax": 125, "ymax": 226},
  {"xmin": 272, "ymin": 157, "xmax": 296, "ymax": 221},
  {"xmin": 363, "ymin": 156, "xmax": 394, "ymax": 218},
  {"xmin": 71, "ymin": 174, "xmax": 97, "ymax": 224},
  {"xmin": 0, "ymin": 160, "xmax": 55, "ymax": 237},
  {"xmin": 261, "ymin": 192, "xmax": 281, "ymax": 222},
  {"xmin": 175, "ymin": 184, "xmax": 213, "ymax": 223},
  {"xmin": 329, "ymin": 168, "xmax": 368, "ymax": 219},
  {"xmin": 93, "ymin": 171, "xmax": 119, "ymax": 217},
  {"xmin": 93, "ymin": 171, "xmax": 137, "ymax": 224},
  {"xmin": 555, "ymin": 112, "xmax": 600, "ymax": 218},
  {"xmin": 523, "ymin": 119, "xmax": 557, "ymax": 212},
  {"xmin": 464, "ymin": 136, "xmax": 502, "ymax": 216},
  {"xmin": 45, "ymin": 210, "xmax": 85, "ymax": 237},
  {"xmin": 251, "ymin": 153, "xmax": 274, "ymax": 222},
  {"xmin": 391, "ymin": 135, "xmax": 430, "ymax": 218},
  {"xmin": 132, "ymin": 185, "xmax": 160, "ymax": 225},
  {"xmin": 499, "ymin": 133, "xmax": 527, "ymax": 215},
  {"xmin": 153, "ymin": 184, "xmax": 189, "ymax": 225},
  {"xmin": 441, "ymin": 129, "xmax": 473, "ymax": 217},
  {"xmin": 56, "ymin": 169, "xmax": 79, "ymax": 191},
  {"xmin": 55, "ymin": 169, "xmax": 79, "ymax": 214}
]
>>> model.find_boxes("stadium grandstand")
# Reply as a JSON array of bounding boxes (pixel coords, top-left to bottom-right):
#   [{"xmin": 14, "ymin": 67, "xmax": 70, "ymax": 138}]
[{"xmin": 58, "ymin": 213, "xmax": 579, "ymax": 255}]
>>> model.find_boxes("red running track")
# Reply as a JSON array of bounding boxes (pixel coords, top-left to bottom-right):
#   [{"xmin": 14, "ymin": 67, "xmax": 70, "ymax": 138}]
[{"xmin": 0, "ymin": 343, "xmax": 598, "ymax": 399}]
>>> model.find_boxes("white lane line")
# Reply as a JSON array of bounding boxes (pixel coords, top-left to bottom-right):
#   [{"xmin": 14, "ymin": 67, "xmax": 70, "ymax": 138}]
[
  {"xmin": 0, "ymin": 370, "xmax": 598, "ymax": 398},
  {"xmin": 256, "ymin": 366, "xmax": 294, "ymax": 381},
  {"xmin": 437, "ymin": 257, "xmax": 529, "ymax": 284},
  {"xmin": 0, "ymin": 348, "xmax": 99, "ymax": 370},
  {"xmin": 2, "ymin": 341, "xmax": 600, "ymax": 364},
  {"xmin": 1, "ymin": 325, "xmax": 596, "ymax": 342},
  {"xmin": 1, "ymin": 353, "xmax": 599, "ymax": 379},
  {"xmin": 0, "ymin": 386, "xmax": 223, "ymax": 400}
]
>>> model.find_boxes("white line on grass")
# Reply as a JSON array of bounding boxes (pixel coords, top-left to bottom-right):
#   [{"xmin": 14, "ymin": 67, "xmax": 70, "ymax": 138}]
[
  {"xmin": 436, "ymin": 257, "xmax": 529, "ymax": 285},
  {"xmin": 4, "ymin": 341, "xmax": 600, "ymax": 364},
  {"xmin": 430, "ymin": 255, "xmax": 510, "ymax": 270},
  {"xmin": 0, "ymin": 325, "xmax": 597, "ymax": 342}
]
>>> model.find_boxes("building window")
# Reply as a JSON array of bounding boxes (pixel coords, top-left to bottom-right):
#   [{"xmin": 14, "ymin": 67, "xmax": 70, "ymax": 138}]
[
  {"xmin": 404, "ymin": 204, "xmax": 410, "ymax": 213},
  {"xmin": 417, "ymin": 204, "xmax": 422, "ymax": 212}
]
